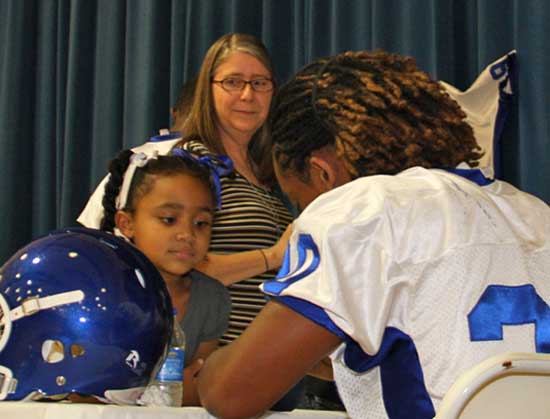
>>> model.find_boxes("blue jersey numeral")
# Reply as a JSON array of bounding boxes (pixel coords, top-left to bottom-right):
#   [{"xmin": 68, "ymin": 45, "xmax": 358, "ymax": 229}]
[
  {"xmin": 468, "ymin": 284, "xmax": 550, "ymax": 352},
  {"xmin": 263, "ymin": 234, "xmax": 320, "ymax": 296}
]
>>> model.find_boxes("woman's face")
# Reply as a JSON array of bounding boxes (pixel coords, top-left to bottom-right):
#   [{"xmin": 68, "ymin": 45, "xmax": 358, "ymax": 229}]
[{"xmin": 212, "ymin": 51, "xmax": 273, "ymax": 146}]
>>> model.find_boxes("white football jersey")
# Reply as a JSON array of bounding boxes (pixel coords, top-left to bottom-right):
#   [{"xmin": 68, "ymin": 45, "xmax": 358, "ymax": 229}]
[
  {"xmin": 262, "ymin": 167, "xmax": 550, "ymax": 419},
  {"xmin": 441, "ymin": 50, "xmax": 516, "ymax": 177}
]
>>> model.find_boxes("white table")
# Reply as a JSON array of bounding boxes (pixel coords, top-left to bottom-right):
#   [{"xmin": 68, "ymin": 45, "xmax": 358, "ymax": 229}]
[{"xmin": 0, "ymin": 402, "xmax": 350, "ymax": 419}]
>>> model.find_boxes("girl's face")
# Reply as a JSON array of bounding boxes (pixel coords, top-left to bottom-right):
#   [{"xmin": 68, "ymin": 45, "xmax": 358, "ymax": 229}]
[
  {"xmin": 212, "ymin": 51, "xmax": 273, "ymax": 146},
  {"xmin": 118, "ymin": 173, "xmax": 214, "ymax": 283}
]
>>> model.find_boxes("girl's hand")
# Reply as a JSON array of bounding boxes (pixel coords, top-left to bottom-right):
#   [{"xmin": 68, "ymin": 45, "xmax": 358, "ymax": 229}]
[{"xmin": 182, "ymin": 358, "xmax": 204, "ymax": 406}]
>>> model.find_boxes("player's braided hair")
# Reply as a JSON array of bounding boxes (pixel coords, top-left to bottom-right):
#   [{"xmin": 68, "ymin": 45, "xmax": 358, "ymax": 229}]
[
  {"xmin": 100, "ymin": 149, "xmax": 215, "ymax": 233},
  {"xmin": 271, "ymin": 50, "xmax": 483, "ymax": 179}
]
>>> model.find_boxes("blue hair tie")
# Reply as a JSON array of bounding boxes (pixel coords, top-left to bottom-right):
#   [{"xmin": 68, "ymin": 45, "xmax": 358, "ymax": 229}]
[{"xmin": 171, "ymin": 148, "xmax": 234, "ymax": 209}]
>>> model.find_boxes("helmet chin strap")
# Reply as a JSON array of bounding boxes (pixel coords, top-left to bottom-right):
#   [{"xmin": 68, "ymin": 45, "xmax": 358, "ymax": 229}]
[
  {"xmin": 0, "ymin": 290, "xmax": 85, "ymax": 400},
  {"xmin": 1, "ymin": 290, "xmax": 85, "ymax": 325}
]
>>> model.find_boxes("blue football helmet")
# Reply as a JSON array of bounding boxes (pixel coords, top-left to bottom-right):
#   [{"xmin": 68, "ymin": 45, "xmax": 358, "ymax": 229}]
[{"xmin": 0, "ymin": 227, "xmax": 173, "ymax": 402}]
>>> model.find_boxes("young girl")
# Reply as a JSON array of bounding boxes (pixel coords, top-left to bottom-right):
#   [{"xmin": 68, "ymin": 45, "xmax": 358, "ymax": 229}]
[{"xmin": 100, "ymin": 148, "xmax": 231, "ymax": 406}]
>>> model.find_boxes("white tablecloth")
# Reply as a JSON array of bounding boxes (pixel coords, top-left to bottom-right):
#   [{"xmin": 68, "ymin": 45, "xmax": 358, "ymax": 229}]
[{"xmin": 0, "ymin": 402, "xmax": 350, "ymax": 419}]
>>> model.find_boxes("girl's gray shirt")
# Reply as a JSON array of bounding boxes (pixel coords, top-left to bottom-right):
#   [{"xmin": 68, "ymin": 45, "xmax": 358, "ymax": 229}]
[{"xmin": 180, "ymin": 270, "xmax": 231, "ymax": 365}]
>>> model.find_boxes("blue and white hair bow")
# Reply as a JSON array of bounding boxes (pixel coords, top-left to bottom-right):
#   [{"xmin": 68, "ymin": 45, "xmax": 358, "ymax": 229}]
[
  {"xmin": 115, "ymin": 151, "xmax": 159, "ymax": 210},
  {"xmin": 171, "ymin": 148, "xmax": 234, "ymax": 209}
]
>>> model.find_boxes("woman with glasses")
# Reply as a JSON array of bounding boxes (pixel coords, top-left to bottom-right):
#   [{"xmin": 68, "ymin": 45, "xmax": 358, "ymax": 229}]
[
  {"xmin": 173, "ymin": 33, "xmax": 299, "ymax": 410},
  {"xmin": 173, "ymin": 33, "xmax": 293, "ymax": 346}
]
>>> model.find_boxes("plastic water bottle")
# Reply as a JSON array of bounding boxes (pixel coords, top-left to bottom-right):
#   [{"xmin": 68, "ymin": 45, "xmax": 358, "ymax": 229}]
[{"xmin": 139, "ymin": 309, "xmax": 185, "ymax": 407}]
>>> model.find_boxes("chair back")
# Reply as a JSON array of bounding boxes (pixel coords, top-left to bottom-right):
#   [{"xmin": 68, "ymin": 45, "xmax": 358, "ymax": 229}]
[{"xmin": 435, "ymin": 352, "xmax": 550, "ymax": 419}]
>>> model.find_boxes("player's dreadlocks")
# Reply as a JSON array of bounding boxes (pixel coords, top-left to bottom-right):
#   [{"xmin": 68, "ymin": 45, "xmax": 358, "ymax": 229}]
[{"xmin": 271, "ymin": 50, "xmax": 483, "ymax": 179}]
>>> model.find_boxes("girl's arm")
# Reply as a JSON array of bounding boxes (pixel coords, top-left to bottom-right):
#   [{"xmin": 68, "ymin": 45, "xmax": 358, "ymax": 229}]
[
  {"xmin": 182, "ymin": 339, "xmax": 218, "ymax": 406},
  {"xmin": 195, "ymin": 223, "xmax": 293, "ymax": 286}
]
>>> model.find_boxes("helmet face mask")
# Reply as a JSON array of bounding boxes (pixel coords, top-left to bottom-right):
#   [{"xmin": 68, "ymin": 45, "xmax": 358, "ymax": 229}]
[{"xmin": 0, "ymin": 227, "xmax": 173, "ymax": 403}]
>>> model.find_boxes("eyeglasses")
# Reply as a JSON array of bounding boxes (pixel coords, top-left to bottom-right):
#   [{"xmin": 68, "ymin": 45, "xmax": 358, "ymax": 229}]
[{"xmin": 212, "ymin": 77, "xmax": 274, "ymax": 93}]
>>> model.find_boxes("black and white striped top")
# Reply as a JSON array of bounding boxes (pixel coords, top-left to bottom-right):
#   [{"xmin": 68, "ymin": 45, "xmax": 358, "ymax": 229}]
[{"xmin": 183, "ymin": 141, "xmax": 294, "ymax": 343}]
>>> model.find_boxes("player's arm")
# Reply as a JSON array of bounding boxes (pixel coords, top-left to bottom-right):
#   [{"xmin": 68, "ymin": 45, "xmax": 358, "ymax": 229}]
[{"xmin": 197, "ymin": 300, "xmax": 342, "ymax": 419}]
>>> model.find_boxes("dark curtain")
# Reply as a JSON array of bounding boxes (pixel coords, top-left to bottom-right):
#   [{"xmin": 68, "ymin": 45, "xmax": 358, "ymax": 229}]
[{"xmin": 1, "ymin": 0, "xmax": 549, "ymax": 263}]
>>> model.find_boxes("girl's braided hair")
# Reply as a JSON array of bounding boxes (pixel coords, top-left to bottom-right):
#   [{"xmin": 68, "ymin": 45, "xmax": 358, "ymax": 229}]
[
  {"xmin": 271, "ymin": 50, "xmax": 483, "ymax": 179},
  {"xmin": 100, "ymin": 150, "xmax": 216, "ymax": 233}
]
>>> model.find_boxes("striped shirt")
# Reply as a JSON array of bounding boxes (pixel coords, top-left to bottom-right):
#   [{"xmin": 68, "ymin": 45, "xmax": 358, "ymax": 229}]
[{"xmin": 183, "ymin": 141, "xmax": 293, "ymax": 343}]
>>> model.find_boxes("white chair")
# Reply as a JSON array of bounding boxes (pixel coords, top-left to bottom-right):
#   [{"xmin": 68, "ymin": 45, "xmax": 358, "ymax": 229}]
[{"xmin": 435, "ymin": 352, "xmax": 550, "ymax": 419}]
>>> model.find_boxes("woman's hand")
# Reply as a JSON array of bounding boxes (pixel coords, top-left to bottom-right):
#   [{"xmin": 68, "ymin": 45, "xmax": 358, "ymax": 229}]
[{"xmin": 263, "ymin": 223, "xmax": 293, "ymax": 270}]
